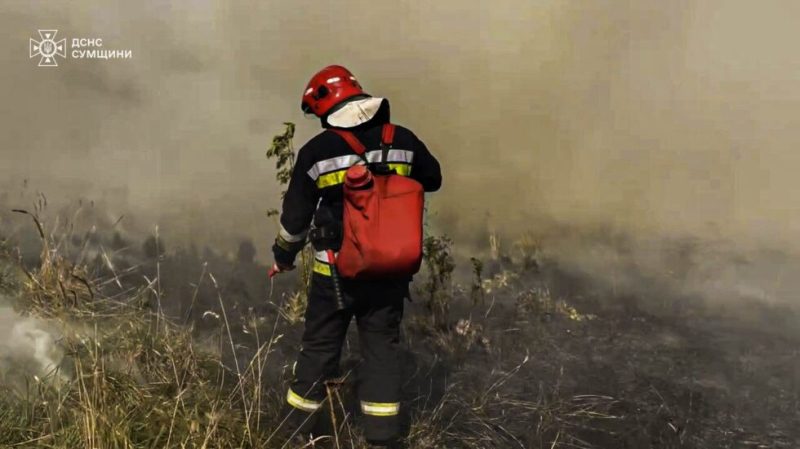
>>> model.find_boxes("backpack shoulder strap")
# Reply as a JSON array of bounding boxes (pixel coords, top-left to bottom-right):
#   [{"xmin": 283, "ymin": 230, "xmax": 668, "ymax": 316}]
[
  {"xmin": 328, "ymin": 128, "xmax": 367, "ymax": 155},
  {"xmin": 381, "ymin": 123, "xmax": 396, "ymax": 147},
  {"xmin": 329, "ymin": 124, "xmax": 395, "ymax": 161},
  {"xmin": 380, "ymin": 123, "xmax": 395, "ymax": 163}
]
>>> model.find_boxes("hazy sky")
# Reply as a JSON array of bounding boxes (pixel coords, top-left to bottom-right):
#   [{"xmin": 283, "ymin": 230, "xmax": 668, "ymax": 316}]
[{"xmin": 2, "ymin": 0, "xmax": 799, "ymax": 255}]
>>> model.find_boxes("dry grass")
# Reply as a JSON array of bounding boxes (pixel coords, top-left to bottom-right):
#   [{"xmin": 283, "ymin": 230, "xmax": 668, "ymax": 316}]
[
  {"xmin": 0, "ymin": 213, "xmax": 291, "ymax": 448},
  {"xmin": 1, "ymin": 211, "xmax": 615, "ymax": 449},
  {"xmin": 2, "ymin": 203, "xmax": 795, "ymax": 448}
]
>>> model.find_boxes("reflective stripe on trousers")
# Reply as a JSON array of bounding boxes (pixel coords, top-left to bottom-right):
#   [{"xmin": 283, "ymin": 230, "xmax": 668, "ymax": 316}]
[
  {"xmin": 286, "ymin": 388, "xmax": 322, "ymax": 413},
  {"xmin": 361, "ymin": 401, "xmax": 400, "ymax": 417}
]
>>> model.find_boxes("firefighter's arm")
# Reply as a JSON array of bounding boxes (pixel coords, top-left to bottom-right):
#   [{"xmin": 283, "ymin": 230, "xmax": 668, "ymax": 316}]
[
  {"xmin": 271, "ymin": 146, "xmax": 320, "ymax": 271},
  {"xmin": 411, "ymin": 136, "xmax": 442, "ymax": 192}
]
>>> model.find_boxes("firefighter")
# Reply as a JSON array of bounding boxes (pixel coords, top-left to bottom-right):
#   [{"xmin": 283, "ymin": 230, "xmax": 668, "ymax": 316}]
[{"xmin": 271, "ymin": 65, "xmax": 442, "ymax": 447}]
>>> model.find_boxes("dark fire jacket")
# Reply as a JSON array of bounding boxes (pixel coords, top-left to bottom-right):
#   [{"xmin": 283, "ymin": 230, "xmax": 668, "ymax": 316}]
[{"xmin": 272, "ymin": 102, "xmax": 442, "ymax": 267}]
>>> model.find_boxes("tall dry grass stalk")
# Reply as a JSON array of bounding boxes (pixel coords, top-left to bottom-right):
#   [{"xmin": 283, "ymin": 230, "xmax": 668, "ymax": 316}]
[{"xmin": 0, "ymin": 210, "xmax": 300, "ymax": 448}]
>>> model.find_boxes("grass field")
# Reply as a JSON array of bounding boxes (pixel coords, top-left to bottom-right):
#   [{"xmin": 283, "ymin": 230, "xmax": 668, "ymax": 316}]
[{"xmin": 0, "ymin": 206, "xmax": 798, "ymax": 448}]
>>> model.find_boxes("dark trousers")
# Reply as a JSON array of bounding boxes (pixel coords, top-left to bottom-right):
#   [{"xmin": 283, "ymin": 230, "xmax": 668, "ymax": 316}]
[{"xmin": 286, "ymin": 273, "xmax": 407, "ymax": 443}]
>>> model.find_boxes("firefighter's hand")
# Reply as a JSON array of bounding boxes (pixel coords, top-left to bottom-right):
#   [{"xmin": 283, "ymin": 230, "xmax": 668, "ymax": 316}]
[
  {"xmin": 268, "ymin": 262, "xmax": 295, "ymax": 278},
  {"xmin": 271, "ymin": 240, "xmax": 299, "ymax": 278}
]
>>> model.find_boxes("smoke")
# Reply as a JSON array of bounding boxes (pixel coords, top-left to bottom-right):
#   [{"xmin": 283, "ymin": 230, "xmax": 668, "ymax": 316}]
[
  {"xmin": 0, "ymin": 304, "xmax": 67, "ymax": 387},
  {"xmin": 2, "ymin": 1, "xmax": 800, "ymax": 303}
]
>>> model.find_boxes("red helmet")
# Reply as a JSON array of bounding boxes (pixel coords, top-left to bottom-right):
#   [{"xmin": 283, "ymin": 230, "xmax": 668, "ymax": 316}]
[{"xmin": 301, "ymin": 65, "xmax": 366, "ymax": 117}]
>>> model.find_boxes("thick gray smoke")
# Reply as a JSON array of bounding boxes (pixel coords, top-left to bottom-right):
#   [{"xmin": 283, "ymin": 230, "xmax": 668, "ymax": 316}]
[
  {"xmin": 0, "ymin": 304, "xmax": 67, "ymax": 387},
  {"xmin": 1, "ymin": 1, "xmax": 799, "ymax": 304}
]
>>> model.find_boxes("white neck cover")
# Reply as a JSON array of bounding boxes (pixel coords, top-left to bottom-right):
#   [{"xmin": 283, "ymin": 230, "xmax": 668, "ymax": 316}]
[{"xmin": 326, "ymin": 97, "xmax": 386, "ymax": 128}]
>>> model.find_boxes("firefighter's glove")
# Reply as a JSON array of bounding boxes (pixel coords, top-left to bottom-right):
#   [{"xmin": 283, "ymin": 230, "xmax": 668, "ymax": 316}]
[
  {"xmin": 271, "ymin": 239, "xmax": 302, "ymax": 272},
  {"xmin": 269, "ymin": 241, "xmax": 296, "ymax": 278}
]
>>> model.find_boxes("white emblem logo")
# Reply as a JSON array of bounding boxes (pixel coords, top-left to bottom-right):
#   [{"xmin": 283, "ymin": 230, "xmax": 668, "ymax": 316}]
[{"xmin": 30, "ymin": 30, "xmax": 66, "ymax": 67}]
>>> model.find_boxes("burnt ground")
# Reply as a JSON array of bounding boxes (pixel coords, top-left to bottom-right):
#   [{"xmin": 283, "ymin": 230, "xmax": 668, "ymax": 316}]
[
  {"xmin": 167, "ymin": 245, "xmax": 800, "ymax": 448},
  {"xmin": 391, "ymin": 261, "xmax": 800, "ymax": 449},
  {"xmin": 301, "ymin": 257, "xmax": 798, "ymax": 449}
]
